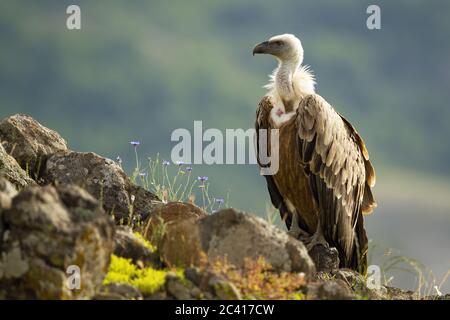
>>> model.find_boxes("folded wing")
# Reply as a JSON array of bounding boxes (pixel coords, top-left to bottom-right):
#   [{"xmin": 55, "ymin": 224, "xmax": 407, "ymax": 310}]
[{"xmin": 296, "ymin": 94, "xmax": 375, "ymax": 271}]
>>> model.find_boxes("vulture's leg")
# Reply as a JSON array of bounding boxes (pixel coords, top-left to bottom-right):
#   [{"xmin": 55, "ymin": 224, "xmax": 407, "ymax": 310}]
[
  {"xmin": 287, "ymin": 211, "xmax": 310, "ymax": 239},
  {"xmin": 305, "ymin": 219, "xmax": 329, "ymax": 250}
]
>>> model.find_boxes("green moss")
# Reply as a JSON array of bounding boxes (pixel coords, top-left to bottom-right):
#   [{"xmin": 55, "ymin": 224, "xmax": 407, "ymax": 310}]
[
  {"xmin": 103, "ymin": 255, "xmax": 138, "ymax": 285},
  {"xmin": 291, "ymin": 292, "xmax": 306, "ymax": 300},
  {"xmin": 103, "ymin": 255, "xmax": 183, "ymax": 295},
  {"xmin": 133, "ymin": 231, "xmax": 156, "ymax": 252},
  {"xmin": 103, "ymin": 255, "xmax": 164, "ymax": 295},
  {"xmin": 130, "ymin": 268, "xmax": 167, "ymax": 295}
]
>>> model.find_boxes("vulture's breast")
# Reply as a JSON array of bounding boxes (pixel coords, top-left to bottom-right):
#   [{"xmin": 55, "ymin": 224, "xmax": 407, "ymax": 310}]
[{"xmin": 270, "ymin": 115, "xmax": 319, "ymax": 233}]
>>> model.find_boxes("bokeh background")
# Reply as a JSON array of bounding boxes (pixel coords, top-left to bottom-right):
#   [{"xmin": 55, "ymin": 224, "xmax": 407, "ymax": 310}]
[{"xmin": 1, "ymin": 0, "xmax": 449, "ymax": 293}]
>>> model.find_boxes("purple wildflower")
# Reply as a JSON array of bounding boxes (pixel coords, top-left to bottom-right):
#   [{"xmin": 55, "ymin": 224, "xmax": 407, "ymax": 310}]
[
  {"xmin": 162, "ymin": 160, "xmax": 170, "ymax": 166},
  {"xmin": 215, "ymin": 197, "xmax": 225, "ymax": 204},
  {"xmin": 197, "ymin": 176, "xmax": 208, "ymax": 182},
  {"xmin": 130, "ymin": 141, "xmax": 140, "ymax": 147},
  {"xmin": 175, "ymin": 161, "xmax": 184, "ymax": 166},
  {"xmin": 186, "ymin": 166, "xmax": 193, "ymax": 172},
  {"xmin": 139, "ymin": 172, "xmax": 146, "ymax": 177}
]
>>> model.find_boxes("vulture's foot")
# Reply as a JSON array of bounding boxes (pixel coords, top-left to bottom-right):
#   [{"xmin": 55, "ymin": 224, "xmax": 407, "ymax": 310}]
[
  {"xmin": 305, "ymin": 228, "xmax": 329, "ymax": 251},
  {"xmin": 287, "ymin": 211, "xmax": 310, "ymax": 239},
  {"xmin": 288, "ymin": 226, "xmax": 309, "ymax": 239}
]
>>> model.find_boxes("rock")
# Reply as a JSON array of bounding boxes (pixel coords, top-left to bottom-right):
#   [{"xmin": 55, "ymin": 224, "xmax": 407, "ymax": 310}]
[
  {"xmin": 208, "ymin": 275, "xmax": 242, "ymax": 300},
  {"xmin": 114, "ymin": 226, "xmax": 159, "ymax": 267},
  {"xmin": 165, "ymin": 273, "xmax": 197, "ymax": 300},
  {"xmin": 334, "ymin": 269, "xmax": 396, "ymax": 299},
  {"xmin": 0, "ymin": 177, "xmax": 17, "ymax": 210},
  {"xmin": 432, "ymin": 294, "xmax": 450, "ymax": 300},
  {"xmin": 184, "ymin": 267, "xmax": 204, "ymax": 287},
  {"xmin": 334, "ymin": 269, "xmax": 376, "ymax": 299},
  {"xmin": 0, "ymin": 177, "xmax": 18, "ymax": 242},
  {"xmin": 309, "ymin": 245, "xmax": 340, "ymax": 273},
  {"xmin": 0, "ymin": 144, "xmax": 36, "ymax": 189},
  {"xmin": 0, "ymin": 114, "xmax": 68, "ymax": 177},
  {"xmin": 176, "ymin": 268, "xmax": 241, "ymax": 300},
  {"xmin": 145, "ymin": 202, "xmax": 206, "ymax": 228},
  {"xmin": 160, "ymin": 217, "xmax": 204, "ymax": 268},
  {"xmin": 306, "ymin": 279, "xmax": 355, "ymax": 300},
  {"xmin": 383, "ymin": 286, "xmax": 417, "ymax": 300},
  {"xmin": 0, "ymin": 184, "xmax": 115, "ymax": 299},
  {"xmin": 42, "ymin": 151, "xmax": 160, "ymax": 223},
  {"xmin": 145, "ymin": 290, "xmax": 169, "ymax": 300},
  {"xmin": 199, "ymin": 209, "xmax": 315, "ymax": 274},
  {"xmin": 160, "ymin": 208, "xmax": 315, "ymax": 277},
  {"xmin": 318, "ymin": 279, "xmax": 355, "ymax": 300},
  {"xmin": 128, "ymin": 184, "xmax": 166, "ymax": 226},
  {"xmin": 142, "ymin": 202, "xmax": 206, "ymax": 243},
  {"xmin": 94, "ymin": 283, "xmax": 143, "ymax": 300}
]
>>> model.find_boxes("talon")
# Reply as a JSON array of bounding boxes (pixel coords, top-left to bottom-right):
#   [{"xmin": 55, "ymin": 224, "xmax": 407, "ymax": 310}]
[
  {"xmin": 287, "ymin": 228, "xmax": 300, "ymax": 238},
  {"xmin": 305, "ymin": 226, "xmax": 329, "ymax": 250},
  {"xmin": 287, "ymin": 211, "xmax": 309, "ymax": 240}
]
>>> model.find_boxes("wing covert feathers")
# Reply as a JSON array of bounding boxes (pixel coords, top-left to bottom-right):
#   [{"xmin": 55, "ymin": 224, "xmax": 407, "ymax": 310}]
[{"xmin": 296, "ymin": 94, "xmax": 374, "ymax": 272}]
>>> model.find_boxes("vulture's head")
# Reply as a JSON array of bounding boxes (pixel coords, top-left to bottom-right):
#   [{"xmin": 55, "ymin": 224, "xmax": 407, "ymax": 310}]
[{"xmin": 253, "ymin": 34, "xmax": 304, "ymax": 63}]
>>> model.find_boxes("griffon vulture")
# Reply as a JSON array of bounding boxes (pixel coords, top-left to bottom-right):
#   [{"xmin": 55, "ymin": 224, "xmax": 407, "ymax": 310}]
[{"xmin": 253, "ymin": 34, "xmax": 376, "ymax": 273}]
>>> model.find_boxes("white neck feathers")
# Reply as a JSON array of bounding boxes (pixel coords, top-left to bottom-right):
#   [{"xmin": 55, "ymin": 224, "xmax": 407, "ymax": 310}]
[{"xmin": 264, "ymin": 61, "xmax": 316, "ymax": 127}]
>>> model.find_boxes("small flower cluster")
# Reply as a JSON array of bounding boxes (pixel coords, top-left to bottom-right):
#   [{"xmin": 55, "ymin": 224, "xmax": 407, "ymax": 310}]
[{"xmin": 116, "ymin": 141, "xmax": 229, "ymax": 213}]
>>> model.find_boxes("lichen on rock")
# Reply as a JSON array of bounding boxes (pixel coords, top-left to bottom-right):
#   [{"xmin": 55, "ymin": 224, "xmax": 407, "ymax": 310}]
[
  {"xmin": 0, "ymin": 184, "xmax": 115, "ymax": 299},
  {"xmin": 0, "ymin": 114, "xmax": 68, "ymax": 178},
  {"xmin": 157, "ymin": 208, "xmax": 316, "ymax": 277},
  {"xmin": 42, "ymin": 151, "xmax": 160, "ymax": 223},
  {"xmin": 0, "ymin": 144, "xmax": 35, "ymax": 189}
]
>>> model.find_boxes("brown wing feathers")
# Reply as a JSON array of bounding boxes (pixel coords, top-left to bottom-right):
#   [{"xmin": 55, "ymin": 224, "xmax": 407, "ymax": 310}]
[
  {"xmin": 255, "ymin": 97, "xmax": 292, "ymax": 228},
  {"xmin": 296, "ymin": 94, "xmax": 369, "ymax": 271},
  {"xmin": 339, "ymin": 115, "xmax": 377, "ymax": 214}
]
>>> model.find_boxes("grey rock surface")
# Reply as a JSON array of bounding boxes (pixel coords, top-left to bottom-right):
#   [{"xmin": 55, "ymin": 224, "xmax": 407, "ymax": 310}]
[
  {"xmin": 160, "ymin": 208, "xmax": 316, "ymax": 277},
  {"xmin": 0, "ymin": 114, "xmax": 68, "ymax": 177},
  {"xmin": 0, "ymin": 184, "xmax": 115, "ymax": 299},
  {"xmin": 43, "ymin": 151, "xmax": 159, "ymax": 223},
  {"xmin": 0, "ymin": 144, "xmax": 36, "ymax": 189}
]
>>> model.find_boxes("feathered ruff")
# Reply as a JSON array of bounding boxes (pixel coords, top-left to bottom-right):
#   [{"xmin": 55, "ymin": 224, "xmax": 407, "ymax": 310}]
[
  {"xmin": 264, "ymin": 65, "xmax": 316, "ymax": 127},
  {"xmin": 264, "ymin": 65, "xmax": 316, "ymax": 97}
]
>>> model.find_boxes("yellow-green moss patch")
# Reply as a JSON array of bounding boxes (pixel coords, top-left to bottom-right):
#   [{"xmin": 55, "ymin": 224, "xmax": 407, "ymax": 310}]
[
  {"xmin": 133, "ymin": 231, "xmax": 156, "ymax": 252},
  {"xmin": 103, "ymin": 255, "xmax": 181, "ymax": 295}
]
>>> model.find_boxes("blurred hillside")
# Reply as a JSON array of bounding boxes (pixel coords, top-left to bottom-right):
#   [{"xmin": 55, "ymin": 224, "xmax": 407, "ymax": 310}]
[{"xmin": 0, "ymin": 0, "xmax": 449, "ymax": 292}]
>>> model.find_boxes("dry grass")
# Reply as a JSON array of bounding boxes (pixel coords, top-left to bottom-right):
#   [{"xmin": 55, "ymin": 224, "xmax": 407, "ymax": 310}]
[
  {"xmin": 369, "ymin": 244, "xmax": 450, "ymax": 299},
  {"xmin": 199, "ymin": 255, "xmax": 306, "ymax": 300}
]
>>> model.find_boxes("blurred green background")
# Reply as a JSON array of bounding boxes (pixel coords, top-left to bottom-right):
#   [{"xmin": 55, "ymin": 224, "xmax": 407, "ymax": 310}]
[{"xmin": 1, "ymin": 0, "xmax": 449, "ymax": 293}]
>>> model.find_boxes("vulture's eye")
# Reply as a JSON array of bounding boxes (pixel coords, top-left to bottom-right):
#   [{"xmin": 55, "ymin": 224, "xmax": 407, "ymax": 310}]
[{"xmin": 275, "ymin": 41, "xmax": 283, "ymax": 46}]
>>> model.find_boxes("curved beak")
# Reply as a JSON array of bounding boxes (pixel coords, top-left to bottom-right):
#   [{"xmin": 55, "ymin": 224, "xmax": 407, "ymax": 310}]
[{"xmin": 252, "ymin": 41, "xmax": 270, "ymax": 56}]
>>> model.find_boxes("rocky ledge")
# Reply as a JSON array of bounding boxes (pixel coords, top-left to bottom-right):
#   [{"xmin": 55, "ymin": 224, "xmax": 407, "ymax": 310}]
[{"xmin": 0, "ymin": 114, "xmax": 447, "ymax": 300}]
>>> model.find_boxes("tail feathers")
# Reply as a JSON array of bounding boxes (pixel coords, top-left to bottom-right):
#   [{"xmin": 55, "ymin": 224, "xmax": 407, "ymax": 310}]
[
  {"xmin": 349, "ymin": 211, "xmax": 369, "ymax": 274},
  {"xmin": 362, "ymin": 184, "xmax": 377, "ymax": 215}
]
